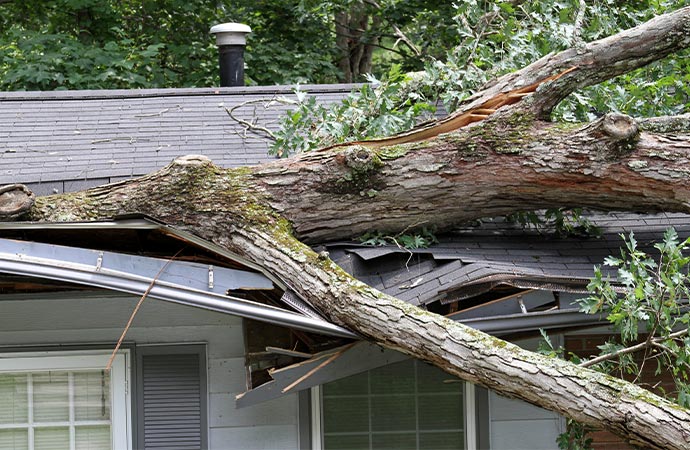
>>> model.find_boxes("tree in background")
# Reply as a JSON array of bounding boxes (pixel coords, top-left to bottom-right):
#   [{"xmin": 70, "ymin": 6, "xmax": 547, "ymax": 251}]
[
  {"xmin": 2, "ymin": 0, "xmax": 688, "ymax": 93},
  {"xmin": 0, "ymin": 0, "xmax": 333, "ymax": 89}
]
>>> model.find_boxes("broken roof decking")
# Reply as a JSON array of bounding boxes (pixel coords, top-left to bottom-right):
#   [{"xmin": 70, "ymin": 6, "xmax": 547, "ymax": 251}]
[
  {"xmin": 0, "ymin": 84, "xmax": 358, "ymax": 195},
  {"xmin": 327, "ymin": 212, "xmax": 690, "ymax": 307}
]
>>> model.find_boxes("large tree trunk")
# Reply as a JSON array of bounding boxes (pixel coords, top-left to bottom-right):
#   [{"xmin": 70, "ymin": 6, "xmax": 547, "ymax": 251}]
[{"xmin": 7, "ymin": 6, "xmax": 690, "ymax": 449}]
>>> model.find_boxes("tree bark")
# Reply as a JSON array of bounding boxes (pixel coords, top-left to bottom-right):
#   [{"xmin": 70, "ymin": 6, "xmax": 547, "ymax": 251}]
[
  {"xmin": 11, "ymin": 6, "xmax": 690, "ymax": 449},
  {"xmin": 334, "ymin": 1, "xmax": 379, "ymax": 83}
]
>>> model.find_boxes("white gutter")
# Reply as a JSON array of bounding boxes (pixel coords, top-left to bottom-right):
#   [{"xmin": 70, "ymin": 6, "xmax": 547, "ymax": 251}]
[{"xmin": 0, "ymin": 238, "xmax": 356, "ymax": 339}]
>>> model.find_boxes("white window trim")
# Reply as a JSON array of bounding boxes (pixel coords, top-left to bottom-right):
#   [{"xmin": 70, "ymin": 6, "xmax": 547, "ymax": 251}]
[
  {"xmin": 0, "ymin": 349, "xmax": 132, "ymax": 450},
  {"xmin": 310, "ymin": 386, "xmax": 323, "ymax": 450},
  {"xmin": 311, "ymin": 373, "xmax": 477, "ymax": 450},
  {"xmin": 464, "ymin": 382, "xmax": 476, "ymax": 450}
]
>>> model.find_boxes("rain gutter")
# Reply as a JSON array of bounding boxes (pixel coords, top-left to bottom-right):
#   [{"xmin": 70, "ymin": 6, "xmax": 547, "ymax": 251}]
[{"xmin": 0, "ymin": 238, "xmax": 356, "ymax": 339}]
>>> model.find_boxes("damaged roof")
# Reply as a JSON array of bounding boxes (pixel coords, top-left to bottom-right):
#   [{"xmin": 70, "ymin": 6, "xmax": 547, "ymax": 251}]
[
  {"xmin": 2, "ymin": 84, "xmax": 689, "ymax": 328},
  {"xmin": 326, "ymin": 211, "xmax": 690, "ymax": 307},
  {"xmin": 4, "ymin": 85, "xmax": 690, "ymax": 405}
]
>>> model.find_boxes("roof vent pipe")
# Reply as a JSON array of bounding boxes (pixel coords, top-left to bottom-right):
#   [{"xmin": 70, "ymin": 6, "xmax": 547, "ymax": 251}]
[{"xmin": 210, "ymin": 23, "xmax": 251, "ymax": 87}]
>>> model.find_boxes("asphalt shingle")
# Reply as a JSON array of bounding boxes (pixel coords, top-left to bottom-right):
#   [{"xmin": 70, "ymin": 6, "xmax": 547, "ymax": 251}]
[{"xmin": 0, "ymin": 84, "xmax": 360, "ymax": 188}]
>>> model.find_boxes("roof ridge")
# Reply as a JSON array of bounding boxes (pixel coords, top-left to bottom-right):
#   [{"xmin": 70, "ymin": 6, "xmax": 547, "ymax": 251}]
[{"xmin": 0, "ymin": 84, "xmax": 365, "ymax": 102}]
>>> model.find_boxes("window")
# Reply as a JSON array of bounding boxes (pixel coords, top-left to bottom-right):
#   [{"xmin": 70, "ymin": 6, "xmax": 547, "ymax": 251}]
[
  {"xmin": 318, "ymin": 359, "xmax": 472, "ymax": 450},
  {"xmin": 0, "ymin": 351, "xmax": 131, "ymax": 450}
]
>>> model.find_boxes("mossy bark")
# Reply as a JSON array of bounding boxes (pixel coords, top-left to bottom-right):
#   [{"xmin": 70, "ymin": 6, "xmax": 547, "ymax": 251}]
[{"xmin": 250, "ymin": 111, "xmax": 690, "ymax": 243}]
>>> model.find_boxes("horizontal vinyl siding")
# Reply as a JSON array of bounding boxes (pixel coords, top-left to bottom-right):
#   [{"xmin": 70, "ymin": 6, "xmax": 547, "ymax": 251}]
[{"xmin": 489, "ymin": 337, "xmax": 563, "ymax": 450}]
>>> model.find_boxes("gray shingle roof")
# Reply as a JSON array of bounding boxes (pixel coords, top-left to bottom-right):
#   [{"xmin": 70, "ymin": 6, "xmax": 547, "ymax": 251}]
[
  {"xmin": 3, "ymin": 84, "xmax": 689, "ymax": 314},
  {"xmin": 327, "ymin": 212, "xmax": 690, "ymax": 306},
  {"xmin": 0, "ymin": 84, "xmax": 359, "ymax": 195}
]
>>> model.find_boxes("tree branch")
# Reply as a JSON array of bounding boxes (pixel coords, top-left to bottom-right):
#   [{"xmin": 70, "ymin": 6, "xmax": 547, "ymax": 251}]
[
  {"xmin": 222, "ymin": 98, "xmax": 298, "ymax": 142},
  {"xmin": 362, "ymin": 0, "xmax": 421, "ymax": 57},
  {"xmin": 251, "ymin": 111, "xmax": 690, "ymax": 242},
  {"xmin": 456, "ymin": 6, "xmax": 690, "ymax": 118},
  {"xmin": 580, "ymin": 329, "xmax": 689, "ymax": 368},
  {"xmin": 638, "ymin": 113, "xmax": 690, "ymax": 133}
]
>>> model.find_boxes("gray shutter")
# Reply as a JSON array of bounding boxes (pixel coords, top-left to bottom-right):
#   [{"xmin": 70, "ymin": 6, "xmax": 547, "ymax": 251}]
[{"xmin": 137, "ymin": 346, "xmax": 208, "ymax": 450}]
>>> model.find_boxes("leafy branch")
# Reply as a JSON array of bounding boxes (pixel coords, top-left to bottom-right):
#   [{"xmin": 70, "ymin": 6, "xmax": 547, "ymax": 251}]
[
  {"xmin": 576, "ymin": 228, "xmax": 690, "ymax": 404},
  {"xmin": 507, "ymin": 208, "xmax": 601, "ymax": 237},
  {"xmin": 358, "ymin": 226, "xmax": 438, "ymax": 250},
  {"xmin": 539, "ymin": 227, "xmax": 690, "ymax": 448},
  {"xmin": 270, "ymin": 65, "xmax": 436, "ymax": 157}
]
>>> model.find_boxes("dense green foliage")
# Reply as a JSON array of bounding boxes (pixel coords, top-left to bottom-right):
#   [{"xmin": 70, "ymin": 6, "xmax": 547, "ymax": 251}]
[
  {"xmin": 269, "ymin": 0, "xmax": 688, "ymax": 157},
  {"xmin": 540, "ymin": 228, "xmax": 690, "ymax": 448},
  {"xmin": 0, "ymin": 0, "xmax": 340, "ymax": 89},
  {"xmin": 270, "ymin": 65, "xmax": 436, "ymax": 155},
  {"xmin": 4, "ymin": 0, "xmax": 688, "ymax": 108},
  {"xmin": 0, "ymin": 0, "xmax": 458, "ymax": 89},
  {"xmin": 581, "ymin": 229, "xmax": 690, "ymax": 406},
  {"xmin": 0, "ymin": 1, "xmax": 217, "ymax": 89}
]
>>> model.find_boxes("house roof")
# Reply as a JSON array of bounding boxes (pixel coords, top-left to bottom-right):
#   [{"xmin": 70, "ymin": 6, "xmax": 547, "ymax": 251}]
[
  {"xmin": 2, "ymin": 84, "xmax": 688, "ymax": 326},
  {"xmin": 326, "ymin": 211, "xmax": 690, "ymax": 307},
  {"xmin": 0, "ymin": 84, "xmax": 358, "ymax": 195},
  {"xmin": 4, "ymin": 84, "xmax": 690, "ymax": 406}
]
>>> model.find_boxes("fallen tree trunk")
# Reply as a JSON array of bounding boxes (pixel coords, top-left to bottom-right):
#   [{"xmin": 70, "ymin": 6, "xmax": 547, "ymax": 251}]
[
  {"xmin": 7, "ymin": 6, "xmax": 690, "ymax": 449},
  {"xmin": 23, "ymin": 153, "xmax": 690, "ymax": 449}
]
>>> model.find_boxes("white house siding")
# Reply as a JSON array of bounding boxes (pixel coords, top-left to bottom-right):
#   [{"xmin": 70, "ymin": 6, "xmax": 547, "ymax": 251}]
[
  {"xmin": 488, "ymin": 336, "xmax": 563, "ymax": 450},
  {"xmin": 488, "ymin": 392, "xmax": 562, "ymax": 450},
  {"xmin": 0, "ymin": 291, "xmax": 300, "ymax": 450}
]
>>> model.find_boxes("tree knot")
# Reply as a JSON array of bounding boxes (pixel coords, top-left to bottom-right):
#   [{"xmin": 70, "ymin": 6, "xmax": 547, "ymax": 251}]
[
  {"xmin": 342, "ymin": 146, "xmax": 383, "ymax": 173},
  {"xmin": 172, "ymin": 154, "xmax": 213, "ymax": 167},
  {"xmin": 581, "ymin": 113, "xmax": 640, "ymax": 160},
  {"xmin": 600, "ymin": 113, "xmax": 638, "ymax": 141},
  {"xmin": 0, "ymin": 184, "xmax": 35, "ymax": 220}
]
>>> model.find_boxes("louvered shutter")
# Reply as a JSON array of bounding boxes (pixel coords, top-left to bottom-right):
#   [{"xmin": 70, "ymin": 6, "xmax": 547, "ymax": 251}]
[{"xmin": 137, "ymin": 346, "xmax": 207, "ymax": 450}]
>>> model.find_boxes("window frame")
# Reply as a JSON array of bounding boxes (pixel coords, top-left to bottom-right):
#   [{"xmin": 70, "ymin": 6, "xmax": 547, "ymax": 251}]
[
  {"xmin": 311, "ymin": 359, "xmax": 478, "ymax": 450},
  {"xmin": 0, "ymin": 349, "xmax": 132, "ymax": 450}
]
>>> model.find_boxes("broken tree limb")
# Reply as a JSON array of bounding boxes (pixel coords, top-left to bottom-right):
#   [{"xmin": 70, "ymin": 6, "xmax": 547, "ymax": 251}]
[
  {"xmin": 323, "ymin": 6, "xmax": 689, "ymax": 153},
  {"xmin": 248, "ymin": 110, "xmax": 690, "ymax": 242},
  {"xmin": 474, "ymin": 6, "xmax": 690, "ymax": 117},
  {"xmin": 0, "ymin": 184, "xmax": 35, "ymax": 219}
]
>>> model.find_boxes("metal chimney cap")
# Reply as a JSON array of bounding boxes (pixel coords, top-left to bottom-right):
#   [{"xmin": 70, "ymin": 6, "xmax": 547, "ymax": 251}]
[{"xmin": 210, "ymin": 23, "xmax": 252, "ymax": 46}]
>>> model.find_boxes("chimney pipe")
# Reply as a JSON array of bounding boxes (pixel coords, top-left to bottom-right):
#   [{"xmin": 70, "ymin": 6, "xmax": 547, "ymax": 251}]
[{"xmin": 210, "ymin": 23, "xmax": 251, "ymax": 87}]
